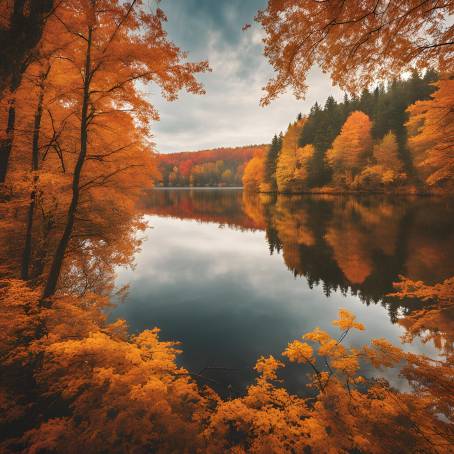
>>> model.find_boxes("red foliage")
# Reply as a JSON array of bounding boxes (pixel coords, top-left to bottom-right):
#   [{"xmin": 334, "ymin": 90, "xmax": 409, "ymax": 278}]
[{"xmin": 158, "ymin": 145, "xmax": 266, "ymax": 186}]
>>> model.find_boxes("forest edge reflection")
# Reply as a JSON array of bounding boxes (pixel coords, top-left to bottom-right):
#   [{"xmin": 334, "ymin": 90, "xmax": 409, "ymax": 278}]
[{"xmin": 142, "ymin": 189, "xmax": 454, "ymax": 320}]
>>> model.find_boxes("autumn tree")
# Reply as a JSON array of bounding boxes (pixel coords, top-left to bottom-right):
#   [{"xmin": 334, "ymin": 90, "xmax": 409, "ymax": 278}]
[
  {"xmin": 0, "ymin": 279, "xmax": 211, "ymax": 453},
  {"xmin": 294, "ymin": 144, "xmax": 315, "ymax": 187},
  {"xmin": 40, "ymin": 0, "xmax": 208, "ymax": 299},
  {"xmin": 242, "ymin": 153, "xmax": 265, "ymax": 192},
  {"xmin": 0, "ymin": 1, "xmax": 59, "ymax": 184},
  {"xmin": 0, "ymin": 0, "xmax": 55, "ymax": 96},
  {"xmin": 288, "ymin": 75, "xmax": 438, "ymax": 190},
  {"xmin": 372, "ymin": 71, "xmax": 439, "ymax": 165},
  {"xmin": 11, "ymin": 17, "xmax": 80, "ymax": 281},
  {"xmin": 1, "ymin": 273, "xmax": 454, "ymax": 452},
  {"xmin": 354, "ymin": 131, "xmax": 407, "ymax": 189},
  {"xmin": 275, "ymin": 118, "xmax": 307, "ymax": 192},
  {"xmin": 325, "ymin": 111, "xmax": 372, "ymax": 187},
  {"xmin": 204, "ymin": 307, "xmax": 453, "ymax": 453},
  {"xmin": 407, "ymin": 78, "xmax": 454, "ymax": 190},
  {"xmin": 373, "ymin": 131, "xmax": 402, "ymax": 170},
  {"xmin": 18, "ymin": 61, "xmax": 52, "ymax": 280},
  {"xmin": 256, "ymin": 0, "xmax": 453, "ymax": 105},
  {"xmin": 0, "ymin": 42, "xmax": 73, "ymax": 280}
]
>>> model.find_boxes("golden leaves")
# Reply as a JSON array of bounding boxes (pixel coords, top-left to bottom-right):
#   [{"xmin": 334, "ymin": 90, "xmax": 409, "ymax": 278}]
[
  {"xmin": 283, "ymin": 340, "xmax": 313, "ymax": 364},
  {"xmin": 332, "ymin": 308, "xmax": 365, "ymax": 332},
  {"xmin": 303, "ymin": 327, "xmax": 331, "ymax": 345},
  {"xmin": 255, "ymin": 355, "xmax": 283, "ymax": 380},
  {"xmin": 326, "ymin": 111, "xmax": 372, "ymax": 186},
  {"xmin": 407, "ymin": 79, "xmax": 454, "ymax": 189},
  {"xmin": 275, "ymin": 119, "xmax": 306, "ymax": 192},
  {"xmin": 256, "ymin": 0, "xmax": 453, "ymax": 103},
  {"xmin": 242, "ymin": 154, "xmax": 265, "ymax": 193},
  {"xmin": 2, "ymin": 276, "xmax": 454, "ymax": 452}
]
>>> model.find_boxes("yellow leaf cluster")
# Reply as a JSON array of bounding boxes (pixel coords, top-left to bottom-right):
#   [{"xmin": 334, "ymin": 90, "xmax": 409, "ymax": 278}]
[
  {"xmin": 332, "ymin": 308, "xmax": 365, "ymax": 331},
  {"xmin": 283, "ymin": 340, "xmax": 313, "ymax": 364}
]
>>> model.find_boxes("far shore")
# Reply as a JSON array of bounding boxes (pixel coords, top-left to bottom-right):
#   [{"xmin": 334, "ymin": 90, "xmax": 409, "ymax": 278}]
[{"xmin": 152, "ymin": 186, "xmax": 448, "ymax": 196}]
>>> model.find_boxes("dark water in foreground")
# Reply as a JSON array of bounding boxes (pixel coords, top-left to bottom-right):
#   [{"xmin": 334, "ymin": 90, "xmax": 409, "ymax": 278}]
[{"xmin": 110, "ymin": 189, "xmax": 454, "ymax": 393}]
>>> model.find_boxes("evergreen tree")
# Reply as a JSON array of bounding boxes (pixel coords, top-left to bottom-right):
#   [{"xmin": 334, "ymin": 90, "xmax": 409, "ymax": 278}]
[
  {"xmin": 261, "ymin": 70, "xmax": 439, "ymax": 192},
  {"xmin": 298, "ymin": 70, "xmax": 438, "ymax": 185},
  {"xmin": 263, "ymin": 134, "xmax": 282, "ymax": 192}
]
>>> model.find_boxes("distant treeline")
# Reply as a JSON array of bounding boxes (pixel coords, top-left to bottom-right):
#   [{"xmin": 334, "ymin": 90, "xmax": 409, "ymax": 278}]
[
  {"xmin": 158, "ymin": 145, "xmax": 266, "ymax": 187},
  {"xmin": 244, "ymin": 70, "xmax": 453, "ymax": 194}
]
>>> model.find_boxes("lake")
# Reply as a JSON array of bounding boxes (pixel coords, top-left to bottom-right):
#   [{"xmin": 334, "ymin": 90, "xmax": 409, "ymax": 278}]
[{"xmin": 110, "ymin": 188, "xmax": 454, "ymax": 395}]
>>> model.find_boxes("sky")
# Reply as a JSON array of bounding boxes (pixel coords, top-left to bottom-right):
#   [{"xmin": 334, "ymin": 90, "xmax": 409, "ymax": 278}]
[{"xmin": 148, "ymin": 0, "xmax": 343, "ymax": 153}]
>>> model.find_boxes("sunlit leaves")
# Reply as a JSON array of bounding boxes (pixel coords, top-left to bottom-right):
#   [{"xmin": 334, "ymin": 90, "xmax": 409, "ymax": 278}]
[
  {"xmin": 283, "ymin": 340, "xmax": 313, "ymax": 364},
  {"xmin": 332, "ymin": 308, "xmax": 365, "ymax": 331},
  {"xmin": 303, "ymin": 327, "xmax": 331, "ymax": 345},
  {"xmin": 363, "ymin": 338, "xmax": 404, "ymax": 369},
  {"xmin": 242, "ymin": 152, "xmax": 265, "ymax": 192},
  {"xmin": 256, "ymin": 0, "xmax": 453, "ymax": 104},
  {"xmin": 325, "ymin": 111, "xmax": 372, "ymax": 187},
  {"xmin": 255, "ymin": 355, "xmax": 283, "ymax": 380},
  {"xmin": 275, "ymin": 118, "xmax": 307, "ymax": 192},
  {"xmin": 407, "ymin": 79, "xmax": 454, "ymax": 189},
  {"xmin": 1, "ymin": 278, "xmax": 454, "ymax": 452}
]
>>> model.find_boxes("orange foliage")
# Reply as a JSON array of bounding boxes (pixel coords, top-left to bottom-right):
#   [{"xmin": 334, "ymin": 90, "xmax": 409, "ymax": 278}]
[
  {"xmin": 242, "ymin": 152, "xmax": 265, "ymax": 192},
  {"xmin": 275, "ymin": 119, "xmax": 308, "ymax": 192},
  {"xmin": 354, "ymin": 131, "xmax": 407, "ymax": 190},
  {"xmin": 373, "ymin": 132, "xmax": 402, "ymax": 171},
  {"xmin": 326, "ymin": 111, "xmax": 372, "ymax": 187},
  {"xmin": 407, "ymin": 78, "xmax": 454, "ymax": 189},
  {"xmin": 256, "ymin": 0, "xmax": 453, "ymax": 104},
  {"xmin": 1, "ymin": 273, "xmax": 454, "ymax": 452},
  {"xmin": 204, "ymin": 306, "xmax": 453, "ymax": 453},
  {"xmin": 159, "ymin": 145, "xmax": 266, "ymax": 187},
  {"xmin": 0, "ymin": 280, "xmax": 211, "ymax": 453},
  {"xmin": 390, "ymin": 276, "xmax": 454, "ymax": 353},
  {"xmin": 1, "ymin": 2, "xmax": 454, "ymax": 452},
  {"xmin": 325, "ymin": 224, "xmax": 373, "ymax": 284},
  {"xmin": 0, "ymin": 0, "xmax": 209, "ymax": 297}
]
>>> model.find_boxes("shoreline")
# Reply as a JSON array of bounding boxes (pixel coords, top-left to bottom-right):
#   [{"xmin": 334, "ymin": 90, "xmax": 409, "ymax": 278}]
[{"xmin": 152, "ymin": 187, "xmax": 450, "ymax": 197}]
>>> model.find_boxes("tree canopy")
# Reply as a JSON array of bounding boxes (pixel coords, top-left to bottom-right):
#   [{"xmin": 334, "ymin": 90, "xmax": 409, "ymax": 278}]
[{"xmin": 256, "ymin": 0, "xmax": 453, "ymax": 105}]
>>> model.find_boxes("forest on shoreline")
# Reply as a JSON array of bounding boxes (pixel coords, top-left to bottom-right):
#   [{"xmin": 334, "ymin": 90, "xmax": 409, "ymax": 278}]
[
  {"xmin": 245, "ymin": 71, "xmax": 453, "ymax": 195},
  {"xmin": 157, "ymin": 145, "xmax": 266, "ymax": 187},
  {"xmin": 159, "ymin": 71, "xmax": 453, "ymax": 195}
]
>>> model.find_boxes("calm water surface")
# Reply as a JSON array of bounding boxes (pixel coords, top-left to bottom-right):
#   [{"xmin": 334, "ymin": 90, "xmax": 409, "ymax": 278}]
[{"xmin": 110, "ymin": 189, "xmax": 454, "ymax": 393}]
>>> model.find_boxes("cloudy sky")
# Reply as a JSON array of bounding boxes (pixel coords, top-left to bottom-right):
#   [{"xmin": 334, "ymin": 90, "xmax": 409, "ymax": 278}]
[{"xmin": 149, "ymin": 0, "xmax": 343, "ymax": 153}]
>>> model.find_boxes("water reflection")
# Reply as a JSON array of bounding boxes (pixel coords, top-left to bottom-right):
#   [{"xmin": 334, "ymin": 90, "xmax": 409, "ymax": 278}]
[
  {"xmin": 143, "ymin": 189, "xmax": 454, "ymax": 300},
  {"xmin": 111, "ymin": 189, "xmax": 453, "ymax": 392}
]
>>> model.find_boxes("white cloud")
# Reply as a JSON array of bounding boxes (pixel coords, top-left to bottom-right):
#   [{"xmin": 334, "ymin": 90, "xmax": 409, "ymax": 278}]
[{"xmin": 147, "ymin": 2, "xmax": 342, "ymax": 153}]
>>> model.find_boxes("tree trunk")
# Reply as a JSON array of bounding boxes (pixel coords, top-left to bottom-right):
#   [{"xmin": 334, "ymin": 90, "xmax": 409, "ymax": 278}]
[
  {"xmin": 0, "ymin": 0, "xmax": 54, "ymax": 96},
  {"xmin": 0, "ymin": 98, "xmax": 16, "ymax": 184},
  {"xmin": 42, "ymin": 27, "xmax": 92, "ymax": 299},
  {"xmin": 21, "ymin": 191, "xmax": 37, "ymax": 280},
  {"xmin": 21, "ymin": 80, "xmax": 45, "ymax": 280}
]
